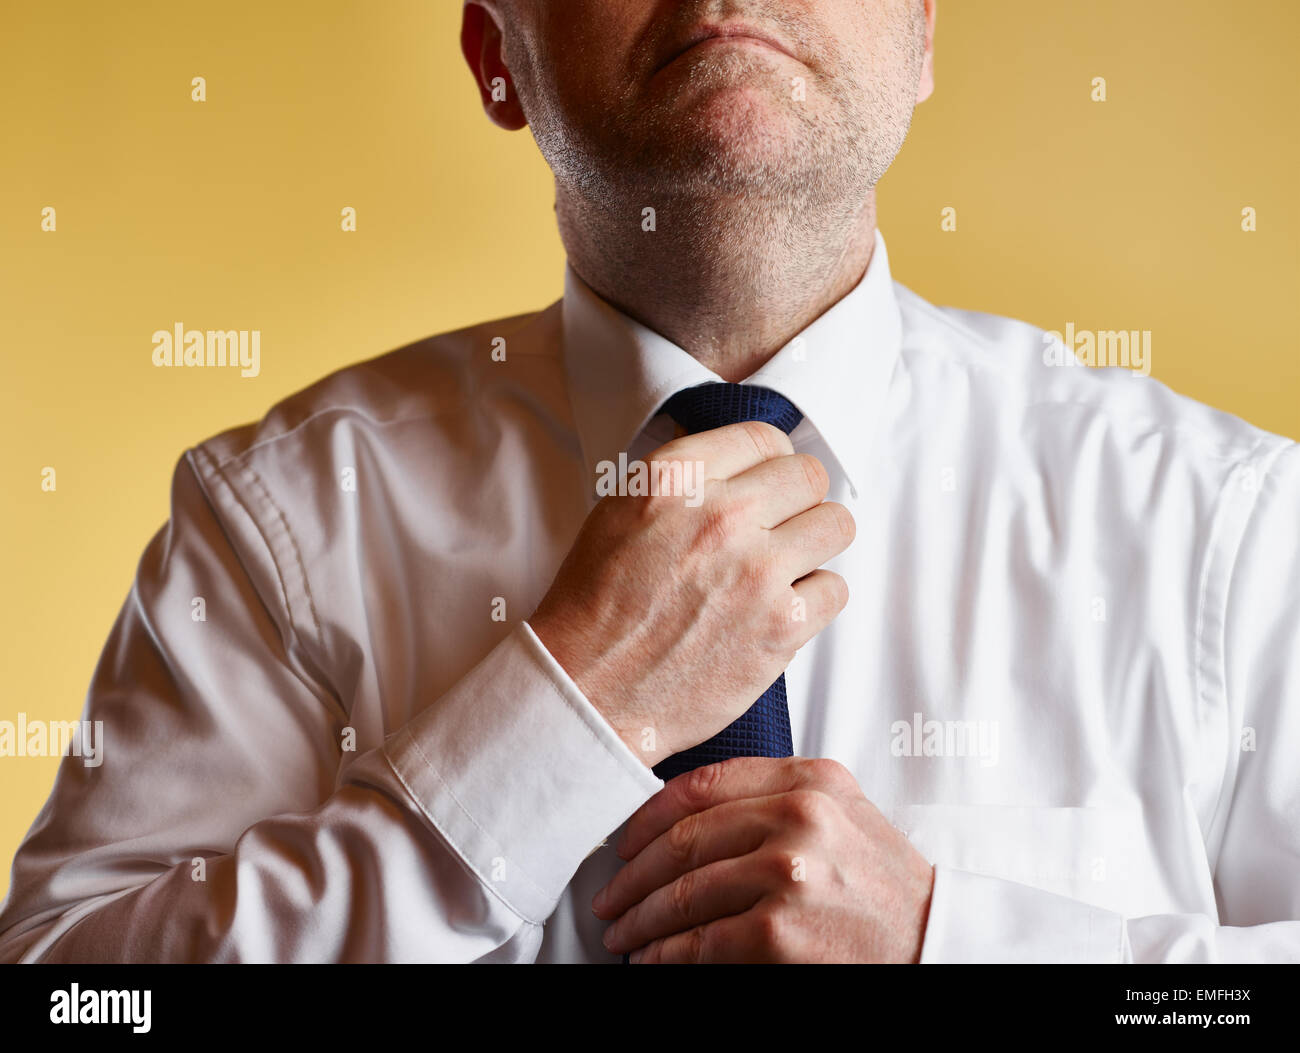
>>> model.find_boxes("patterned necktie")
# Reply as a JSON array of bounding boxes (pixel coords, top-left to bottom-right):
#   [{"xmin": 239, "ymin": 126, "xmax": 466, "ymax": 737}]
[{"xmin": 650, "ymin": 382, "xmax": 803, "ymax": 782}]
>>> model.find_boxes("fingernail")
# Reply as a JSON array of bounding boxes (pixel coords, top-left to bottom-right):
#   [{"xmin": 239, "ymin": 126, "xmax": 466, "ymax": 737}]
[
  {"xmin": 602, "ymin": 926, "xmax": 617, "ymax": 950},
  {"xmin": 629, "ymin": 949, "xmax": 643, "ymax": 964},
  {"xmin": 591, "ymin": 887, "xmax": 607, "ymax": 914}
]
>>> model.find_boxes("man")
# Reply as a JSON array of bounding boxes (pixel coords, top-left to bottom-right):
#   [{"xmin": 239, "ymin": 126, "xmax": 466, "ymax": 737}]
[{"xmin": 1, "ymin": 0, "xmax": 1297, "ymax": 963}]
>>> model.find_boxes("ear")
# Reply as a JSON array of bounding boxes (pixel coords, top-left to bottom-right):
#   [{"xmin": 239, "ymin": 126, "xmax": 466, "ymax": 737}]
[
  {"xmin": 916, "ymin": 0, "xmax": 936, "ymax": 104},
  {"xmin": 461, "ymin": 2, "xmax": 528, "ymax": 130}
]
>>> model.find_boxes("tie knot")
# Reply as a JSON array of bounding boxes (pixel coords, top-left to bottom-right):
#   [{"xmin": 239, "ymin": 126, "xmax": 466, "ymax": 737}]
[{"xmin": 660, "ymin": 383, "xmax": 803, "ymax": 436}]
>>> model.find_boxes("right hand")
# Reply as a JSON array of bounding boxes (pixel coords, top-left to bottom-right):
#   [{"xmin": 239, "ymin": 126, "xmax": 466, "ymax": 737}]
[{"xmin": 528, "ymin": 420, "xmax": 855, "ymax": 770}]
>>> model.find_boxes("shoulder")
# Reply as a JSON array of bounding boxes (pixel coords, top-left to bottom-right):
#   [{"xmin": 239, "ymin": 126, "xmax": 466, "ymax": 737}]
[
  {"xmin": 193, "ymin": 303, "xmax": 561, "ymax": 470},
  {"xmin": 892, "ymin": 281, "xmax": 1295, "ymax": 477}
]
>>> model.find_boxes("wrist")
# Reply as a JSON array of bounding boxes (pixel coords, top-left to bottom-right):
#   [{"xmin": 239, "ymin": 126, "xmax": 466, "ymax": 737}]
[{"xmin": 525, "ymin": 613, "xmax": 664, "ymax": 772}]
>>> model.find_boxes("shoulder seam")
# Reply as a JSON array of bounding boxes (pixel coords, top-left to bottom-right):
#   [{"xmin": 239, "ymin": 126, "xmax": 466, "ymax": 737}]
[
  {"xmin": 209, "ymin": 407, "xmax": 446, "ymax": 470},
  {"xmin": 1198, "ymin": 436, "xmax": 1296, "ymax": 856},
  {"xmin": 187, "ymin": 445, "xmax": 344, "ymax": 721},
  {"xmin": 205, "ymin": 302, "xmax": 559, "ymax": 468},
  {"xmin": 898, "ymin": 287, "xmax": 1281, "ymax": 462}
]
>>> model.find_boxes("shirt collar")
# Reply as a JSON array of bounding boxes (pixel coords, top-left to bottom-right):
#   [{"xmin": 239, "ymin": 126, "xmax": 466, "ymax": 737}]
[{"xmin": 560, "ymin": 228, "xmax": 903, "ymax": 502}]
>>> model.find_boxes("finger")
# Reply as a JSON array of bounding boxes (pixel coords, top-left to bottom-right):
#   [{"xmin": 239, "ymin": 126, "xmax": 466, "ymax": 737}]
[
  {"xmin": 768, "ymin": 500, "xmax": 856, "ymax": 581},
  {"xmin": 652, "ymin": 420, "xmax": 794, "ymax": 482},
  {"xmin": 628, "ymin": 907, "xmax": 778, "ymax": 964},
  {"xmin": 786, "ymin": 569, "xmax": 850, "ymax": 649},
  {"xmin": 722, "ymin": 452, "xmax": 830, "ymax": 529},
  {"xmin": 594, "ymin": 797, "xmax": 770, "ymax": 920},
  {"xmin": 617, "ymin": 756, "xmax": 812, "ymax": 859},
  {"xmin": 603, "ymin": 853, "xmax": 767, "ymax": 954}
]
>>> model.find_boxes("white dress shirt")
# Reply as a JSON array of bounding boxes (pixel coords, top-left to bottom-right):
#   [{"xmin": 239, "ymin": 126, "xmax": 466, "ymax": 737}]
[{"xmin": 2, "ymin": 230, "xmax": 1297, "ymax": 963}]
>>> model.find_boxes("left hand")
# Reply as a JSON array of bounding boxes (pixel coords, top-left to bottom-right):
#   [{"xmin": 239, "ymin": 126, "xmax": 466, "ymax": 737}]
[{"xmin": 592, "ymin": 756, "xmax": 935, "ymax": 963}]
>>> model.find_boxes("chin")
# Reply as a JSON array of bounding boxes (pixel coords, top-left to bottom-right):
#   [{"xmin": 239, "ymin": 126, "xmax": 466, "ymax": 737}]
[
  {"xmin": 680, "ymin": 85, "xmax": 802, "ymax": 149},
  {"xmin": 696, "ymin": 106, "xmax": 811, "ymax": 171},
  {"xmin": 614, "ymin": 78, "xmax": 821, "ymax": 194}
]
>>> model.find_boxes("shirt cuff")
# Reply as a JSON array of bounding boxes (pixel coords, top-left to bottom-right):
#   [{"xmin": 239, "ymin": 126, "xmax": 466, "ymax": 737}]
[
  {"xmin": 919, "ymin": 864, "xmax": 1127, "ymax": 963},
  {"xmin": 383, "ymin": 621, "xmax": 663, "ymax": 924}
]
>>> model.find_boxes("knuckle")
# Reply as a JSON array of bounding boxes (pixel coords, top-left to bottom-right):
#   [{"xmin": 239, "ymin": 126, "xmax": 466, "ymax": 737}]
[
  {"xmin": 759, "ymin": 846, "xmax": 795, "ymax": 885},
  {"xmin": 682, "ymin": 762, "xmax": 724, "ymax": 810},
  {"xmin": 807, "ymin": 756, "xmax": 855, "ymax": 793},
  {"xmin": 649, "ymin": 434, "xmax": 688, "ymax": 464},
  {"xmin": 685, "ymin": 921, "xmax": 710, "ymax": 963},
  {"xmin": 797, "ymin": 453, "xmax": 829, "ymax": 496},
  {"xmin": 750, "ymin": 902, "xmax": 787, "ymax": 954},
  {"xmin": 668, "ymin": 868, "xmax": 697, "ymax": 923},
  {"xmin": 827, "ymin": 501, "xmax": 857, "ymax": 542},
  {"xmin": 664, "ymin": 813, "xmax": 699, "ymax": 866},
  {"xmin": 738, "ymin": 420, "xmax": 788, "ymax": 462},
  {"xmin": 696, "ymin": 498, "xmax": 745, "ymax": 550},
  {"xmin": 809, "ymin": 573, "xmax": 849, "ymax": 623},
  {"xmin": 740, "ymin": 549, "xmax": 780, "ymax": 598},
  {"xmin": 784, "ymin": 788, "xmax": 831, "ymax": 827},
  {"xmin": 621, "ymin": 490, "xmax": 663, "ymax": 529},
  {"xmin": 763, "ymin": 595, "xmax": 800, "ymax": 654}
]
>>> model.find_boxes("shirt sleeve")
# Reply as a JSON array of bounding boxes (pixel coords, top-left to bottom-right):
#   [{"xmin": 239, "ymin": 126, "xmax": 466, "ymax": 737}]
[
  {"xmin": 0, "ymin": 450, "xmax": 661, "ymax": 963},
  {"xmin": 920, "ymin": 441, "xmax": 1300, "ymax": 964}
]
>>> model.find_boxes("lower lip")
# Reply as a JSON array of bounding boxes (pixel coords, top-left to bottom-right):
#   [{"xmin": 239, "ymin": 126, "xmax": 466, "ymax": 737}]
[{"xmin": 676, "ymin": 35, "xmax": 791, "ymax": 62}]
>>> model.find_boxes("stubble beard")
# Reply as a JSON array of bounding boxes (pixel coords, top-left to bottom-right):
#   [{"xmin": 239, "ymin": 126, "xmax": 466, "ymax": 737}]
[{"xmin": 549, "ymin": 47, "xmax": 911, "ymax": 298}]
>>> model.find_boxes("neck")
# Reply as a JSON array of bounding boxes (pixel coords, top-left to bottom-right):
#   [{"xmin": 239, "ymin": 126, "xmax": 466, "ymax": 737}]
[{"xmin": 557, "ymin": 185, "xmax": 878, "ymax": 383}]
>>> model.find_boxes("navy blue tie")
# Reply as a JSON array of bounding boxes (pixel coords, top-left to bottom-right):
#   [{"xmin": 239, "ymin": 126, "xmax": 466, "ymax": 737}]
[{"xmin": 650, "ymin": 383, "xmax": 802, "ymax": 782}]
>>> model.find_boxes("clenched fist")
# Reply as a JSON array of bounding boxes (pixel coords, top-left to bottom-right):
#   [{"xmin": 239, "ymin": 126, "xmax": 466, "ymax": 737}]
[
  {"xmin": 528, "ymin": 420, "xmax": 854, "ymax": 768},
  {"xmin": 594, "ymin": 757, "xmax": 935, "ymax": 963}
]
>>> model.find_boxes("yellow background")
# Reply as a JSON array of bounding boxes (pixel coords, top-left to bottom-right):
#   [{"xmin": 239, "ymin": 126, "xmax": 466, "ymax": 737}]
[{"xmin": 1, "ymin": 0, "xmax": 1296, "ymax": 904}]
